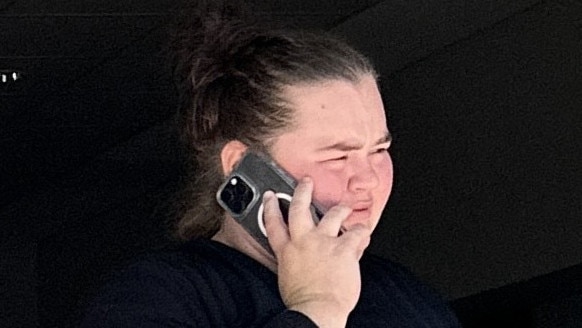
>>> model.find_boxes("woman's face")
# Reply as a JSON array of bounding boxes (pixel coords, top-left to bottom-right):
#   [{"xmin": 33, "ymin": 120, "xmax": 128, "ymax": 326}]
[{"xmin": 269, "ymin": 75, "xmax": 393, "ymax": 233}]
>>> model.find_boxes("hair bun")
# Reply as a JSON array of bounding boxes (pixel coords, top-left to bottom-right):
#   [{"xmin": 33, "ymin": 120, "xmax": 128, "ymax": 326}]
[{"xmin": 168, "ymin": 1, "xmax": 260, "ymax": 86}]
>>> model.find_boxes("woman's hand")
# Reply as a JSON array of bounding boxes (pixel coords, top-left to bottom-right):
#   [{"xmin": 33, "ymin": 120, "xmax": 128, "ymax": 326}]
[{"xmin": 263, "ymin": 177, "xmax": 371, "ymax": 328}]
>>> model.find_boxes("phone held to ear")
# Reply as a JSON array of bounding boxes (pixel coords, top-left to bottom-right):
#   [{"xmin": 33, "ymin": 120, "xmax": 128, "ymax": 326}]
[{"xmin": 216, "ymin": 151, "xmax": 325, "ymax": 253}]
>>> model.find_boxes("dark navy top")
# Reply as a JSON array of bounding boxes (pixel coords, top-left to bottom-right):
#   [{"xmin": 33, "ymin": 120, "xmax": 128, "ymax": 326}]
[{"xmin": 81, "ymin": 239, "xmax": 460, "ymax": 327}]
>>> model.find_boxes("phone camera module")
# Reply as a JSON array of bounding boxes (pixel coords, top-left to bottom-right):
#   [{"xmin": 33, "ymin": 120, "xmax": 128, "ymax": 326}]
[{"xmin": 220, "ymin": 176, "xmax": 254, "ymax": 215}]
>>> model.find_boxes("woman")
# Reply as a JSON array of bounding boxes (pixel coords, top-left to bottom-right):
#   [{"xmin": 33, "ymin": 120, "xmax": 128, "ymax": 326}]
[{"xmin": 82, "ymin": 3, "xmax": 460, "ymax": 327}]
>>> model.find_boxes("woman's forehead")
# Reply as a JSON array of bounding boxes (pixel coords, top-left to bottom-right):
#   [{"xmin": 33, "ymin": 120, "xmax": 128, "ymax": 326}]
[
  {"xmin": 274, "ymin": 75, "xmax": 388, "ymax": 148},
  {"xmin": 281, "ymin": 76, "xmax": 384, "ymax": 120}
]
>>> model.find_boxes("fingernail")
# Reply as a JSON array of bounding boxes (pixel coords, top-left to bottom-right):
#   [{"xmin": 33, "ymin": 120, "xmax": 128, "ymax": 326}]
[
  {"xmin": 340, "ymin": 205, "xmax": 353, "ymax": 213},
  {"xmin": 302, "ymin": 176, "xmax": 312, "ymax": 184},
  {"xmin": 263, "ymin": 190, "xmax": 275, "ymax": 201}
]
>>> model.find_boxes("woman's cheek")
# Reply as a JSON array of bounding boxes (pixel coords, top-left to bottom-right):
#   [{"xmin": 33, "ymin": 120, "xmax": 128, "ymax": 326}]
[
  {"xmin": 284, "ymin": 161, "xmax": 348, "ymax": 210},
  {"xmin": 377, "ymin": 156, "xmax": 394, "ymax": 194},
  {"xmin": 310, "ymin": 169, "xmax": 346, "ymax": 210}
]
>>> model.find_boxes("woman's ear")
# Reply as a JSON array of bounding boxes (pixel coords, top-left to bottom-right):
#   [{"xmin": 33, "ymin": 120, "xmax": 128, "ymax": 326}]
[{"xmin": 220, "ymin": 140, "xmax": 248, "ymax": 175}]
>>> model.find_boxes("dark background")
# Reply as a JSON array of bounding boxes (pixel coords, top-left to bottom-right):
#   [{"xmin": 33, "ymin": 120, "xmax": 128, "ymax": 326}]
[{"xmin": 1, "ymin": 0, "xmax": 581, "ymax": 327}]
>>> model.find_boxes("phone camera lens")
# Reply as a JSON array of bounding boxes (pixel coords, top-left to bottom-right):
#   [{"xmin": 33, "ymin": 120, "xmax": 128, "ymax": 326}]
[{"xmin": 220, "ymin": 176, "xmax": 254, "ymax": 215}]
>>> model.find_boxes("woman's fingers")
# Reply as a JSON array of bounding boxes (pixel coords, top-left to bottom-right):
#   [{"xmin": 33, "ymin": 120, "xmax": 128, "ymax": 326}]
[
  {"xmin": 287, "ymin": 177, "xmax": 317, "ymax": 237},
  {"xmin": 263, "ymin": 190, "xmax": 290, "ymax": 255},
  {"xmin": 316, "ymin": 205, "xmax": 352, "ymax": 236}
]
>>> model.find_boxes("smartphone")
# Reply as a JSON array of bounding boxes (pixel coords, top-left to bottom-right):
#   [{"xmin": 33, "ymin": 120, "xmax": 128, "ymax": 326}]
[{"xmin": 216, "ymin": 151, "xmax": 325, "ymax": 253}]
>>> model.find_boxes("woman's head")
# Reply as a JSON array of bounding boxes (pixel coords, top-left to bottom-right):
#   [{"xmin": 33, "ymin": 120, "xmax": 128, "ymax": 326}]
[{"xmin": 171, "ymin": 4, "xmax": 378, "ymax": 240}]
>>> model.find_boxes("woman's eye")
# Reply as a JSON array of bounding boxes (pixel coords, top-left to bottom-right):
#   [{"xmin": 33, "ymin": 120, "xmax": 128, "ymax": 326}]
[
  {"xmin": 374, "ymin": 148, "xmax": 389, "ymax": 154},
  {"xmin": 329, "ymin": 155, "xmax": 348, "ymax": 161}
]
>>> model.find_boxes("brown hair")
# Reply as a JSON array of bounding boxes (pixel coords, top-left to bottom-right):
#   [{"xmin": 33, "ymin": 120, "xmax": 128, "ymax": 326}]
[{"xmin": 169, "ymin": 2, "xmax": 377, "ymax": 241}]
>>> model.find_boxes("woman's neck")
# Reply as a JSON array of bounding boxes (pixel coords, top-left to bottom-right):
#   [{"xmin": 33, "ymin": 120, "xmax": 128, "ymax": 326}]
[{"xmin": 211, "ymin": 216, "xmax": 278, "ymax": 272}]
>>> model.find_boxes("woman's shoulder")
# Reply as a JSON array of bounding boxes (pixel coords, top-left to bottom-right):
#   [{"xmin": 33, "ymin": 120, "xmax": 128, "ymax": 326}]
[
  {"xmin": 104, "ymin": 238, "xmax": 266, "ymax": 287},
  {"xmin": 81, "ymin": 238, "xmax": 276, "ymax": 327}
]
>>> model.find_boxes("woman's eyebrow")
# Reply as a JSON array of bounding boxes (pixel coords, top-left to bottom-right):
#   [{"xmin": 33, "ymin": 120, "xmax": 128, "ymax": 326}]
[
  {"xmin": 316, "ymin": 140, "xmax": 362, "ymax": 152},
  {"xmin": 316, "ymin": 132, "xmax": 392, "ymax": 152},
  {"xmin": 376, "ymin": 132, "xmax": 392, "ymax": 145}
]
